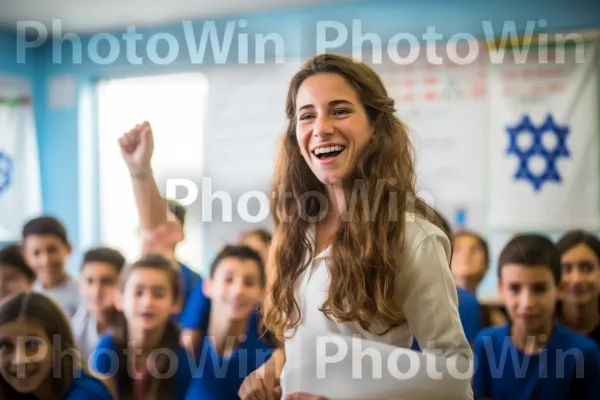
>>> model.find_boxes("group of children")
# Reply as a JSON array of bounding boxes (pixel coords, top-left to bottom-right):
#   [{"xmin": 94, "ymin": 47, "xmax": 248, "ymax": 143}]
[
  {"xmin": 0, "ymin": 213, "xmax": 276, "ymax": 400},
  {"xmin": 446, "ymin": 224, "xmax": 600, "ymax": 399},
  {"xmin": 1, "ymin": 119, "xmax": 599, "ymax": 399}
]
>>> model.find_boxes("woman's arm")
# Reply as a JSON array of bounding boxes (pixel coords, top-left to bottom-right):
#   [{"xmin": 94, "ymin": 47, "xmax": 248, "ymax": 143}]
[{"xmin": 395, "ymin": 220, "xmax": 474, "ymax": 397}]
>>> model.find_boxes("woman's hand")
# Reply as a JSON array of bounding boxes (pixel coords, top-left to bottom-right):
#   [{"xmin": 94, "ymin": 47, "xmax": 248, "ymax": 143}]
[{"xmin": 239, "ymin": 347, "xmax": 285, "ymax": 400}]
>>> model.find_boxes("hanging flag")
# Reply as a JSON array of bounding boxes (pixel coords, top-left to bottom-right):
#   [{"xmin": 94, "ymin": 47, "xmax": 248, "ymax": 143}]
[
  {"xmin": 0, "ymin": 77, "xmax": 42, "ymax": 241},
  {"xmin": 488, "ymin": 43, "xmax": 599, "ymax": 231}
]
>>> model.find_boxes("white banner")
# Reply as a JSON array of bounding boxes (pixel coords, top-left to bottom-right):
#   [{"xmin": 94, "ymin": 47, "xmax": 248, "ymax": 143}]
[
  {"xmin": 488, "ymin": 43, "xmax": 599, "ymax": 231},
  {"xmin": 0, "ymin": 77, "xmax": 42, "ymax": 241}
]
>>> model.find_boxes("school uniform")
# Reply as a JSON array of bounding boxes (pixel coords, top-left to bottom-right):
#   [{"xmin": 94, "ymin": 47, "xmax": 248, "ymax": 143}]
[
  {"xmin": 184, "ymin": 313, "xmax": 275, "ymax": 399},
  {"xmin": 90, "ymin": 334, "xmax": 192, "ymax": 400},
  {"xmin": 33, "ymin": 275, "xmax": 81, "ymax": 317},
  {"xmin": 62, "ymin": 369, "xmax": 114, "ymax": 399},
  {"xmin": 473, "ymin": 323, "xmax": 600, "ymax": 400},
  {"xmin": 173, "ymin": 262, "xmax": 202, "ymax": 324},
  {"xmin": 71, "ymin": 303, "xmax": 100, "ymax": 363},
  {"xmin": 456, "ymin": 286, "xmax": 482, "ymax": 343},
  {"xmin": 587, "ymin": 322, "xmax": 600, "ymax": 347},
  {"xmin": 281, "ymin": 213, "xmax": 473, "ymax": 398},
  {"xmin": 180, "ymin": 275, "xmax": 211, "ymax": 330}
]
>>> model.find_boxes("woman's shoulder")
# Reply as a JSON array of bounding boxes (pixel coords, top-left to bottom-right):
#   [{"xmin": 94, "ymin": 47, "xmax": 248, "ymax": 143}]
[{"xmin": 403, "ymin": 212, "xmax": 451, "ymax": 256}]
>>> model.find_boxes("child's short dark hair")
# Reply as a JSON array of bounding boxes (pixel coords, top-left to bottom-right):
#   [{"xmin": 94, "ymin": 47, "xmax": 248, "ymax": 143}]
[
  {"xmin": 210, "ymin": 245, "xmax": 266, "ymax": 287},
  {"xmin": 82, "ymin": 247, "xmax": 126, "ymax": 273},
  {"xmin": 0, "ymin": 244, "xmax": 36, "ymax": 282},
  {"xmin": 498, "ymin": 234, "xmax": 561, "ymax": 285},
  {"xmin": 22, "ymin": 216, "xmax": 69, "ymax": 244},
  {"xmin": 167, "ymin": 199, "xmax": 187, "ymax": 227}
]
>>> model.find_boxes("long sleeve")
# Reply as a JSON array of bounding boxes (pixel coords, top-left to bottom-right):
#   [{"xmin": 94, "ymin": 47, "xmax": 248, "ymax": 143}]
[{"xmin": 395, "ymin": 223, "xmax": 474, "ymax": 398}]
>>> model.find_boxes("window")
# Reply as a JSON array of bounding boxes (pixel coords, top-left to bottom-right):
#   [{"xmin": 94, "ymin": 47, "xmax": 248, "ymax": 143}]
[{"xmin": 96, "ymin": 73, "xmax": 208, "ymax": 272}]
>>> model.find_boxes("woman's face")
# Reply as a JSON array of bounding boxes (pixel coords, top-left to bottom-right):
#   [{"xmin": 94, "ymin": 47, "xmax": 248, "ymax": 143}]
[{"xmin": 295, "ymin": 73, "xmax": 374, "ymax": 185}]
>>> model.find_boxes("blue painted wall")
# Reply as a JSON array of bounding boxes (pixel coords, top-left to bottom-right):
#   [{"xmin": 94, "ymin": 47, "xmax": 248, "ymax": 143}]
[{"xmin": 3, "ymin": 0, "xmax": 600, "ymax": 281}]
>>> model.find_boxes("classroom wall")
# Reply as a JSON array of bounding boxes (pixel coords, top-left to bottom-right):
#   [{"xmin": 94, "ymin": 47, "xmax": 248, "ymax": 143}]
[{"xmin": 9, "ymin": 0, "xmax": 600, "ymax": 276}]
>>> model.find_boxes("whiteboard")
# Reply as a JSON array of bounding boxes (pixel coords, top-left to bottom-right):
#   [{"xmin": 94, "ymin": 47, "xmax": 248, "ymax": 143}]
[{"xmin": 202, "ymin": 60, "xmax": 303, "ymax": 250}]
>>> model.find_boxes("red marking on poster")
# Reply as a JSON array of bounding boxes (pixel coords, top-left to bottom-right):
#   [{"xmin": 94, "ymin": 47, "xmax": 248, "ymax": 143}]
[
  {"xmin": 424, "ymin": 91, "xmax": 437, "ymax": 101},
  {"xmin": 424, "ymin": 77, "xmax": 437, "ymax": 85},
  {"xmin": 402, "ymin": 93, "xmax": 414, "ymax": 102}
]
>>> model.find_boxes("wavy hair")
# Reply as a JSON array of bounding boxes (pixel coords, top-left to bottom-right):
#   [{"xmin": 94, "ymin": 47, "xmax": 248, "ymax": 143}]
[{"xmin": 264, "ymin": 54, "xmax": 444, "ymax": 339}]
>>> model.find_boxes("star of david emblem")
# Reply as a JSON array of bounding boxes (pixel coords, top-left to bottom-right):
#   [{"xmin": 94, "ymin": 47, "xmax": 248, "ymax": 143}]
[
  {"xmin": 506, "ymin": 114, "xmax": 570, "ymax": 192},
  {"xmin": 0, "ymin": 151, "xmax": 13, "ymax": 195}
]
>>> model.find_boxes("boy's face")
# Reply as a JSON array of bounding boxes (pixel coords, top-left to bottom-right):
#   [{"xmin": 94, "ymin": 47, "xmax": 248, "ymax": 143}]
[
  {"xmin": 22, "ymin": 235, "xmax": 71, "ymax": 286},
  {"xmin": 204, "ymin": 257, "xmax": 264, "ymax": 322},
  {"xmin": 0, "ymin": 265, "xmax": 32, "ymax": 300},
  {"xmin": 81, "ymin": 262, "xmax": 119, "ymax": 316},
  {"xmin": 499, "ymin": 264, "xmax": 558, "ymax": 333}
]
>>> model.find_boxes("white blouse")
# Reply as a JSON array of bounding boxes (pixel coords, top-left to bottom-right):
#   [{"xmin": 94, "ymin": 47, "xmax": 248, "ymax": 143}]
[{"xmin": 281, "ymin": 213, "xmax": 474, "ymax": 399}]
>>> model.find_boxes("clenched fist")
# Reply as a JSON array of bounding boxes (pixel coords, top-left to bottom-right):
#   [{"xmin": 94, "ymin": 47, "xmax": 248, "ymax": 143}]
[{"xmin": 119, "ymin": 121, "xmax": 154, "ymax": 177}]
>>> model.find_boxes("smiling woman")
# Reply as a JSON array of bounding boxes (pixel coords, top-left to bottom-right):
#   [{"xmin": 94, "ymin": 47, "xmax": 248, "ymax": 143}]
[{"xmin": 238, "ymin": 53, "xmax": 473, "ymax": 400}]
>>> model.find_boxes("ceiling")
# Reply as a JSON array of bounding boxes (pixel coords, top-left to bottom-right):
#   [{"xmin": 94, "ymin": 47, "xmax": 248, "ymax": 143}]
[{"xmin": 0, "ymin": 0, "xmax": 349, "ymax": 33}]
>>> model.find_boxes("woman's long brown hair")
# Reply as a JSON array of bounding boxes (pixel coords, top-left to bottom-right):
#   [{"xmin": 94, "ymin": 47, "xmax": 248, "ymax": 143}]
[{"xmin": 264, "ymin": 53, "xmax": 444, "ymax": 339}]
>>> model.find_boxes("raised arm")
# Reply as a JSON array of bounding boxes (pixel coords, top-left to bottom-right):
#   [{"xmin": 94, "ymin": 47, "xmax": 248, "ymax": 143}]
[{"xmin": 118, "ymin": 121, "xmax": 168, "ymax": 231}]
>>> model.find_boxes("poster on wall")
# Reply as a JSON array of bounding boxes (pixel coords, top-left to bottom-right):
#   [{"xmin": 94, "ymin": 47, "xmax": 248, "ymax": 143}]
[
  {"xmin": 487, "ymin": 43, "xmax": 599, "ymax": 231},
  {"xmin": 0, "ymin": 77, "xmax": 42, "ymax": 241},
  {"xmin": 372, "ymin": 47, "xmax": 488, "ymax": 232}
]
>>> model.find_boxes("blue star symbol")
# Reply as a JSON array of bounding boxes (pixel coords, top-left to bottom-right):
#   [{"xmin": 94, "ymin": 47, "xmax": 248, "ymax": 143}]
[
  {"xmin": 0, "ymin": 151, "xmax": 12, "ymax": 195},
  {"xmin": 506, "ymin": 114, "xmax": 570, "ymax": 192}
]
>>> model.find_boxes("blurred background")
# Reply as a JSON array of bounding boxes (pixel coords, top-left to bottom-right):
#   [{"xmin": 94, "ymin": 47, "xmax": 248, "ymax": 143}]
[{"xmin": 0, "ymin": 0, "xmax": 599, "ymax": 302}]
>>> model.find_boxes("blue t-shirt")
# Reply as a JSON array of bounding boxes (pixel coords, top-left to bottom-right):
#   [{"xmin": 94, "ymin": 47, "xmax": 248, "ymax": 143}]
[
  {"xmin": 185, "ymin": 313, "xmax": 275, "ymax": 400},
  {"xmin": 64, "ymin": 370, "xmax": 114, "ymax": 399},
  {"xmin": 90, "ymin": 334, "xmax": 192, "ymax": 400},
  {"xmin": 473, "ymin": 323, "xmax": 600, "ymax": 400},
  {"xmin": 180, "ymin": 276, "xmax": 212, "ymax": 330},
  {"xmin": 20, "ymin": 369, "xmax": 113, "ymax": 399},
  {"xmin": 173, "ymin": 262, "xmax": 202, "ymax": 324},
  {"xmin": 456, "ymin": 286, "xmax": 482, "ymax": 343}
]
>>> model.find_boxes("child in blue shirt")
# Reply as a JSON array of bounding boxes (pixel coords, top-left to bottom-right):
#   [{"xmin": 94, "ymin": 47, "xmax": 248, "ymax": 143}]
[
  {"xmin": 180, "ymin": 228, "xmax": 273, "ymax": 354},
  {"xmin": 90, "ymin": 254, "xmax": 192, "ymax": 400},
  {"xmin": 473, "ymin": 234, "xmax": 600, "ymax": 400},
  {"xmin": 0, "ymin": 291, "xmax": 113, "ymax": 399},
  {"xmin": 185, "ymin": 245, "xmax": 276, "ymax": 399},
  {"xmin": 119, "ymin": 122, "xmax": 201, "ymax": 324}
]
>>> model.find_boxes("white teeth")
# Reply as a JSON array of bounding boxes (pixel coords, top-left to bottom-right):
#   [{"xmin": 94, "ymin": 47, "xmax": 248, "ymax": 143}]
[{"xmin": 313, "ymin": 145, "xmax": 345, "ymax": 155}]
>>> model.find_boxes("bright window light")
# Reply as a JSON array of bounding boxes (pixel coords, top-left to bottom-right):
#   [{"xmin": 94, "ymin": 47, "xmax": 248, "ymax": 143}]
[{"xmin": 96, "ymin": 72, "xmax": 207, "ymax": 272}]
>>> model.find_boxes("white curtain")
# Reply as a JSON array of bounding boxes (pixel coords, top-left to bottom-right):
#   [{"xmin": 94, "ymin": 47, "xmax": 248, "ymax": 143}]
[{"xmin": 0, "ymin": 76, "xmax": 42, "ymax": 241}]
